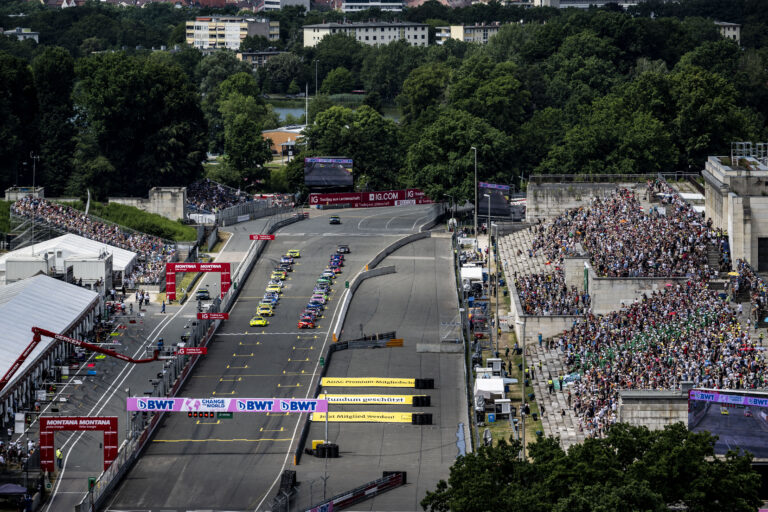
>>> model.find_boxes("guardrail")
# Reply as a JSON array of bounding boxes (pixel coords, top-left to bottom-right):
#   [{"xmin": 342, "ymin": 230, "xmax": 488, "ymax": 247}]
[
  {"xmin": 74, "ymin": 211, "xmax": 305, "ymax": 512},
  {"xmin": 300, "ymin": 471, "xmax": 407, "ymax": 512}
]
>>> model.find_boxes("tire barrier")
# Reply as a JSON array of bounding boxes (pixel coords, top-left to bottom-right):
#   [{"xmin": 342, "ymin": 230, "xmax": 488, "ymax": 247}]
[
  {"xmin": 412, "ymin": 395, "xmax": 431, "ymax": 407},
  {"xmin": 305, "ymin": 471, "xmax": 407, "ymax": 512},
  {"xmin": 411, "ymin": 413, "xmax": 433, "ymax": 425},
  {"xmin": 415, "ymin": 378, "xmax": 435, "ymax": 389}
]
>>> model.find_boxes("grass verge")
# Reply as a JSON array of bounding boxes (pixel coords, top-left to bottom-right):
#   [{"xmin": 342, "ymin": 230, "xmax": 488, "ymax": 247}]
[{"xmin": 65, "ymin": 201, "xmax": 197, "ymax": 242}]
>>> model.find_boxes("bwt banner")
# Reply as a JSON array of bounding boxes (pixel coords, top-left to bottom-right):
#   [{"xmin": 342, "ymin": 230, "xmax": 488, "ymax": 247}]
[
  {"xmin": 689, "ymin": 389, "xmax": 768, "ymax": 408},
  {"xmin": 309, "ymin": 189, "xmax": 432, "ymax": 209},
  {"xmin": 127, "ymin": 397, "xmax": 328, "ymax": 413}
]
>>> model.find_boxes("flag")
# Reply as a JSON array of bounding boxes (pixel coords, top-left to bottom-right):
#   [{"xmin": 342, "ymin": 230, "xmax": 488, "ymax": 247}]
[{"xmin": 85, "ymin": 189, "xmax": 91, "ymax": 215}]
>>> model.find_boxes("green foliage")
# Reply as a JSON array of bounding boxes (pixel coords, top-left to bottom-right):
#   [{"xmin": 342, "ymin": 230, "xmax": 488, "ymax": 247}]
[
  {"xmin": 65, "ymin": 201, "xmax": 197, "ymax": 241},
  {"xmin": 320, "ymin": 66, "xmax": 353, "ymax": 95},
  {"xmin": 71, "ymin": 51, "xmax": 206, "ymax": 199},
  {"xmin": 422, "ymin": 423, "xmax": 762, "ymax": 512},
  {"xmin": 265, "ymin": 52, "xmax": 303, "ymax": 93},
  {"xmin": 0, "ymin": 51, "xmax": 38, "ymax": 191},
  {"xmin": 0, "ymin": 200, "xmax": 11, "ymax": 234}
]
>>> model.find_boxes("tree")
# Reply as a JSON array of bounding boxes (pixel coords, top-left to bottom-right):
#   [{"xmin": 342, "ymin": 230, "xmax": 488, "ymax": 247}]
[
  {"xmin": 397, "ymin": 62, "xmax": 450, "ymax": 124},
  {"xmin": 240, "ymin": 34, "xmax": 272, "ymax": 52},
  {"xmin": 403, "ymin": 109, "xmax": 514, "ymax": 205},
  {"xmin": 265, "ymin": 52, "xmax": 303, "ymax": 93},
  {"xmin": 287, "ymin": 79, "xmax": 300, "ymax": 95},
  {"xmin": 422, "ymin": 423, "xmax": 762, "ymax": 512},
  {"xmin": 71, "ymin": 52, "xmax": 206, "ymax": 198},
  {"xmin": 313, "ymin": 33, "xmax": 366, "ymax": 81},
  {"xmin": 320, "ymin": 66, "xmax": 353, "ymax": 95},
  {"xmin": 223, "ymin": 112, "xmax": 272, "ymax": 189},
  {"xmin": 31, "ymin": 46, "xmax": 76, "ymax": 196},
  {"xmin": 196, "ymin": 51, "xmax": 251, "ymax": 153},
  {"xmin": 0, "ymin": 51, "xmax": 38, "ymax": 191},
  {"xmin": 360, "ymin": 40, "xmax": 425, "ymax": 100}
]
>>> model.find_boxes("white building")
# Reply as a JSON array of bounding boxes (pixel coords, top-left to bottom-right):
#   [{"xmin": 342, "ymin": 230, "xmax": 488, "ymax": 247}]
[
  {"xmin": 257, "ymin": 0, "xmax": 310, "ymax": 12},
  {"xmin": 340, "ymin": 0, "xmax": 403, "ymax": 12},
  {"xmin": 436, "ymin": 23, "xmax": 503, "ymax": 45},
  {"xmin": 303, "ymin": 21, "xmax": 428, "ymax": 48},
  {"xmin": 185, "ymin": 17, "xmax": 279, "ymax": 51},
  {"xmin": 2, "ymin": 27, "xmax": 39, "ymax": 43},
  {"xmin": 715, "ymin": 21, "xmax": 741, "ymax": 45}
]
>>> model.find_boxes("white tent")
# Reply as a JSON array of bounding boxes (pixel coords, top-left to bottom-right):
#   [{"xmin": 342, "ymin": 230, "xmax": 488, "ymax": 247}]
[
  {"xmin": 473, "ymin": 377, "xmax": 505, "ymax": 401},
  {"xmin": 461, "ymin": 266, "xmax": 484, "ymax": 283}
]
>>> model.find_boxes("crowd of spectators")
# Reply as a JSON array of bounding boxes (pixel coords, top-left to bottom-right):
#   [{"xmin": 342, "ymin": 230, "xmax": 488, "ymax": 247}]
[
  {"xmin": 514, "ymin": 271, "xmax": 590, "ymax": 316},
  {"xmin": 734, "ymin": 259, "xmax": 768, "ymax": 324},
  {"xmin": 187, "ymin": 179, "xmax": 248, "ymax": 213},
  {"xmin": 12, "ymin": 197, "xmax": 174, "ymax": 285},
  {"xmin": 530, "ymin": 184, "xmax": 721, "ymax": 279},
  {"xmin": 552, "ymin": 282, "xmax": 767, "ymax": 438}
]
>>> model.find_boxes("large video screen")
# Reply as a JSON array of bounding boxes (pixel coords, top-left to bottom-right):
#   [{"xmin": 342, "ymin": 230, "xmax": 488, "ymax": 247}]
[
  {"xmin": 478, "ymin": 182, "xmax": 511, "ymax": 217},
  {"xmin": 689, "ymin": 389, "xmax": 768, "ymax": 457},
  {"xmin": 304, "ymin": 157, "xmax": 353, "ymax": 187}
]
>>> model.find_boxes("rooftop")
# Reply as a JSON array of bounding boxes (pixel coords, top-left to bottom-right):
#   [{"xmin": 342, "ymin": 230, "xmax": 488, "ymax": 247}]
[{"xmin": 304, "ymin": 21, "xmax": 427, "ymax": 28}]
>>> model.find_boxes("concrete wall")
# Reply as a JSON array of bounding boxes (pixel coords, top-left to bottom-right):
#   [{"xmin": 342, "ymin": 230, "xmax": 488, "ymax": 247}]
[
  {"xmin": 109, "ymin": 187, "xmax": 187, "ymax": 221},
  {"xmin": 618, "ymin": 391, "xmax": 688, "ymax": 430},
  {"xmin": 585, "ymin": 263, "xmax": 689, "ymax": 315},
  {"xmin": 563, "ymin": 248, "xmax": 589, "ymax": 292},
  {"xmin": 525, "ymin": 183, "xmax": 624, "ymax": 222},
  {"xmin": 508, "ymin": 280, "xmax": 581, "ymax": 344}
]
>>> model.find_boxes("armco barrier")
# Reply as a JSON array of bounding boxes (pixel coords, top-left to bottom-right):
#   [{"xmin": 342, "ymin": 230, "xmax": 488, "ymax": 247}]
[
  {"xmin": 302, "ymin": 471, "xmax": 407, "ymax": 512},
  {"xmin": 76, "ymin": 212, "xmax": 304, "ymax": 512}
]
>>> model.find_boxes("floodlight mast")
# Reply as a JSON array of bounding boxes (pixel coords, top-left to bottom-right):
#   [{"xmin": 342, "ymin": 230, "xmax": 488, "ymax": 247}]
[{"xmin": 0, "ymin": 327, "xmax": 159, "ymax": 393}]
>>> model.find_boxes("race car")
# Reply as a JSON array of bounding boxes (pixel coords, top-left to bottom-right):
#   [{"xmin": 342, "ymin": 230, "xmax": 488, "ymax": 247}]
[
  {"xmin": 316, "ymin": 277, "xmax": 332, "ymax": 287},
  {"xmin": 321, "ymin": 270, "xmax": 336, "ymax": 280},
  {"xmin": 720, "ymin": 407, "xmax": 729, "ymax": 416},
  {"xmin": 257, "ymin": 304, "xmax": 274, "ymax": 317},
  {"xmin": 280, "ymin": 256, "xmax": 294, "ymax": 264},
  {"xmin": 312, "ymin": 290, "xmax": 329, "ymax": 300},
  {"xmin": 271, "ymin": 270, "xmax": 287, "ymax": 280},
  {"xmin": 306, "ymin": 302, "xmax": 323, "ymax": 312},
  {"xmin": 249, "ymin": 315, "xmax": 269, "ymax": 327},
  {"xmin": 266, "ymin": 284, "xmax": 282, "ymax": 294},
  {"xmin": 327, "ymin": 266, "xmax": 342, "ymax": 275},
  {"xmin": 298, "ymin": 318, "xmax": 315, "ymax": 329},
  {"xmin": 262, "ymin": 293, "xmax": 279, "ymax": 305},
  {"xmin": 329, "ymin": 215, "xmax": 341, "ymax": 225},
  {"xmin": 337, "ymin": 245, "xmax": 350, "ymax": 254},
  {"xmin": 287, "ymin": 249, "xmax": 301, "ymax": 258},
  {"xmin": 268, "ymin": 279, "xmax": 284, "ymax": 288},
  {"xmin": 310, "ymin": 294, "xmax": 327, "ymax": 305},
  {"xmin": 745, "ymin": 409, "xmax": 753, "ymax": 417},
  {"xmin": 278, "ymin": 262, "xmax": 293, "ymax": 272}
]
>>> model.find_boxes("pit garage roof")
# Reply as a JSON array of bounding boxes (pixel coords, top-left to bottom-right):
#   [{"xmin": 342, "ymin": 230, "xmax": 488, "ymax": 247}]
[
  {"xmin": 0, "ymin": 234, "xmax": 137, "ymax": 273},
  {"xmin": 0, "ymin": 274, "xmax": 99, "ymax": 395}
]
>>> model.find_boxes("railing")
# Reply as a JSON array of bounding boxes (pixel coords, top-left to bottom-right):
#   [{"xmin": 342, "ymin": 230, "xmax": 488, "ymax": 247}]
[{"xmin": 528, "ymin": 172, "xmax": 701, "ymax": 184}]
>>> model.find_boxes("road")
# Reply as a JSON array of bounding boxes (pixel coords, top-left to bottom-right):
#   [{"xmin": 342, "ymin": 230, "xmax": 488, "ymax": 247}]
[
  {"xmin": 293, "ymin": 234, "xmax": 468, "ymax": 511},
  {"xmin": 105, "ymin": 205, "xmax": 435, "ymax": 511},
  {"xmin": 39, "ymin": 213, "xmax": 288, "ymax": 512}
]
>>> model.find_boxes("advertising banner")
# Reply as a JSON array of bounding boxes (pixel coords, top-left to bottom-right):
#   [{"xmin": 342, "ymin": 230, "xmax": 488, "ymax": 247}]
[
  {"xmin": 318, "ymin": 394, "xmax": 414, "ymax": 404},
  {"xmin": 310, "ymin": 411, "xmax": 414, "ymax": 423},
  {"xmin": 165, "ymin": 262, "xmax": 231, "ymax": 301},
  {"xmin": 250, "ymin": 234, "xmax": 276, "ymax": 240},
  {"xmin": 197, "ymin": 312, "xmax": 229, "ymax": 320},
  {"xmin": 320, "ymin": 377, "xmax": 415, "ymax": 387},
  {"xmin": 689, "ymin": 389, "xmax": 768, "ymax": 408},
  {"xmin": 39, "ymin": 416, "xmax": 118, "ymax": 472},
  {"xmin": 309, "ymin": 189, "xmax": 432, "ymax": 209},
  {"xmin": 126, "ymin": 397, "xmax": 328, "ymax": 413},
  {"xmin": 177, "ymin": 347, "xmax": 208, "ymax": 355}
]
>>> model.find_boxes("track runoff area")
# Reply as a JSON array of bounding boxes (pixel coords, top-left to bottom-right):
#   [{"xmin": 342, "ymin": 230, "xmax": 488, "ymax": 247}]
[{"xmin": 103, "ymin": 204, "xmax": 450, "ymax": 511}]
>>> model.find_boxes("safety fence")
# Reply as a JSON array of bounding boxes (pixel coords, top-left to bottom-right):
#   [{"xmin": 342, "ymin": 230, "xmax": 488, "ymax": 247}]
[
  {"xmin": 74, "ymin": 212, "xmax": 306, "ymax": 512},
  {"xmin": 216, "ymin": 199, "xmax": 293, "ymax": 227},
  {"xmin": 301, "ymin": 471, "xmax": 407, "ymax": 512}
]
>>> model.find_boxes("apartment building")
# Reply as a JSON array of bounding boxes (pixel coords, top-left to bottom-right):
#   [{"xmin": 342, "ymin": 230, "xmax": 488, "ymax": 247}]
[
  {"xmin": 303, "ymin": 21, "xmax": 428, "ymax": 47},
  {"xmin": 186, "ymin": 17, "xmax": 279, "ymax": 51},
  {"xmin": 237, "ymin": 50, "xmax": 286, "ymax": 70},
  {"xmin": 715, "ymin": 21, "xmax": 741, "ymax": 45},
  {"xmin": 435, "ymin": 23, "xmax": 502, "ymax": 45},
  {"xmin": 257, "ymin": 0, "xmax": 310, "ymax": 12},
  {"xmin": 340, "ymin": 0, "xmax": 404, "ymax": 12}
]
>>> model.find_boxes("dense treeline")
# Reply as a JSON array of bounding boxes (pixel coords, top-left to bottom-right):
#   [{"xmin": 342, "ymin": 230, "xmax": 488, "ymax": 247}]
[{"xmin": 0, "ymin": 0, "xmax": 767, "ymax": 201}]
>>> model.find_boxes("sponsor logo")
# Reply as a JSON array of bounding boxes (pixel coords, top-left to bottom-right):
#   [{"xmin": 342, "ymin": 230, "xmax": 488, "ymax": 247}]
[
  {"xmin": 696, "ymin": 393, "xmax": 716, "ymax": 401},
  {"xmin": 137, "ymin": 399, "xmax": 175, "ymax": 411},
  {"xmin": 749, "ymin": 398, "xmax": 768, "ymax": 407},
  {"xmin": 236, "ymin": 399, "xmax": 273, "ymax": 411},
  {"xmin": 279, "ymin": 400, "xmax": 319, "ymax": 412}
]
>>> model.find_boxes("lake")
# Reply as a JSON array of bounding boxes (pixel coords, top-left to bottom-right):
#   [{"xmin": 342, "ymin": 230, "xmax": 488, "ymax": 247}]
[{"xmin": 270, "ymin": 101, "xmax": 401, "ymax": 123}]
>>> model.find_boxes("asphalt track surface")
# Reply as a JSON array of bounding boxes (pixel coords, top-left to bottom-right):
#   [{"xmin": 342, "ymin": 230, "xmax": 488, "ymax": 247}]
[
  {"xmin": 694, "ymin": 404, "xmax": 768, "ymax": 458},
  {"xmin": 105, "ymin": 205, "xmax": 437, "ymax": 511},
  {"xmin": 293, "ymin": 235, "xmax": 467, "ymax": 511}
]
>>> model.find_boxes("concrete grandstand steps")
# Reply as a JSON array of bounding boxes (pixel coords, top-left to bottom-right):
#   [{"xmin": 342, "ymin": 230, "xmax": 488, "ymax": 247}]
[{"xmin": 527, "ymin": 345, "xmax": 585, "ymax": 450}]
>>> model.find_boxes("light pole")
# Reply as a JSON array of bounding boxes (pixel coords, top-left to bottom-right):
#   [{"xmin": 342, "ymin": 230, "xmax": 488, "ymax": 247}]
[
  {"xmin": 471, "ymin": 146, "xmax": 477, "ymax": 243},
  {"xmin": 515, "ymin": 318, "xmax": 526, "ymax": 461},
  {"xmin": 314, "ymin": 59, "xmax": 319, "ymax": 98}
]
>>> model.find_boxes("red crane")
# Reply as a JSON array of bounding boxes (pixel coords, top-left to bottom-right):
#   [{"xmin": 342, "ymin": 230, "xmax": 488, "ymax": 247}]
[{"xmin": 0, "ymin": 327, "xmax": 159, "ymax": 393}]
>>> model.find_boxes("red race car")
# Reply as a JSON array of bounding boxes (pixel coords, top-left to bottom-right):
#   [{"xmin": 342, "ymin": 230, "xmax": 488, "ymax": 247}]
[{"xmin": 298, "ymin": 318, "xmax": 315, "ymax": 329}]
